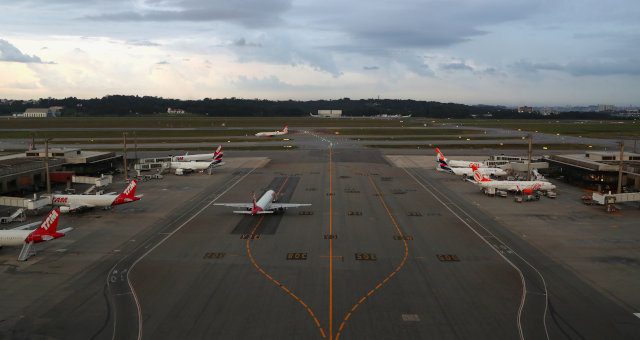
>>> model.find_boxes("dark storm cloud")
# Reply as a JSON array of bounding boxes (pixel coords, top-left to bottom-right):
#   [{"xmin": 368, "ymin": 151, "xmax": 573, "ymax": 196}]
[
  {"xmin": 0, "ymin": 39, "xmax": 45, "ymax": 63},
  {"xmin": 84, "ymin": 0, "xmax": 292, "ymax": 28},
  {"xmin": 321, "ymin": 0, "xmax": 541, "ymax": 50}
]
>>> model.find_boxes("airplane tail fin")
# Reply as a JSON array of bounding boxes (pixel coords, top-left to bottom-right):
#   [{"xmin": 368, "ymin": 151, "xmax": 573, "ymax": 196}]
[
  {"xmin": 282, "ymin": 126, "xmax": 288, "ymax": 133},
  {"xmin": 252, "ymin": 192, "xmax": 257, "ymax": 210},
  {"xmin": 471, "ymin": 165, "xmax": 492, "ymax": 182},
  {"xmin": 113, "ymin": 180, "xmax": 141, "ymax": 205},
  {"xmin": 26, "ymin": 209, "xmax": 64, "ymax": 243},
  {"xmin": 212, "ymin": 144, "xmax": 224, "ymax": 165},
  {"xmin": 435, "ymin": 148, "xmax": 446, "ymax": 162},
  {"xmin": 120, "ymin": 180, "xmax": 138, "ymax": 198}
]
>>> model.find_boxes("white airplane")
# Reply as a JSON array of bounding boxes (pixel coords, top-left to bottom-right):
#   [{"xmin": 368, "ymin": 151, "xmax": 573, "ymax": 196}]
[
  {"xmin": 0, "ymin": 209, "xmax": 72, "ymax": 260},
  {"xmin": 214, "ymin": 190, "xmax": 310, "ymax": 215},
  {"xmin": 471, "ymin": 165, "xmax": 556, "ymax": 193},
  {"xmin": 170, "ymin": 149, "xmax": 224, "ymax": 175},
  {"xmin": 255, "ymin": 126, "xmax": 288, "ymax": 137},
  {"xmin": 437, "ymin": 157, "xmax": 506, "ymax": 177},
  {"xmin": 436, "ymin": 148, "xmax": 486, "ymax": 168},
  {"xmin": 51, "ymin": 180, "xmax": 142, "ymax": 213},
  {"xmin": 172, "ymin": 145, "xmax": 223, "ymax": 162}
]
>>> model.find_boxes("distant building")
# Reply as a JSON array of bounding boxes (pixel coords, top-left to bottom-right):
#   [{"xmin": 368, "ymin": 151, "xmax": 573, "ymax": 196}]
[
  {"xmin": 517, "ymin": 106, "xmax": 533, "ymax": 114},
  {"xmin": 597, "ymin": 104, "xmax": 615, "ymax": 112},
  {"xmin": 167, "ymin": 107, "xmax": 186, "ymax": 114},
  {"xmin": 12, "ymin": 107, "xmax": 61, "ymax": 118},
  {"xmin": 316, "ymin": 110, "xmax": 342, "ymax": 118}
]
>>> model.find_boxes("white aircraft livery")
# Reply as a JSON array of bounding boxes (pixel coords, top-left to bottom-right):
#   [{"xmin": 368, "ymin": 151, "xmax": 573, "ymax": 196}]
[
  {"xmin": 172, "ymin": 145, "xmax": 223, "ymax": 162},
  {"xmin": 0, "ymin": 209, "xmax": 72, "ymax": 260},
  {"xmin": 437, "ymin": 157, "xmax": 506, "ymax": 177},
  {"xmin": 51, "ymin": 180, "xmax": 142, "ymax": 213},
  {"xmin": 436, "ymin": 148, "xmax": 486, "ymax": 168},
  {"xmin": 471, "ymin": 165, "xmax": 556, "ymax": 193},
  {"xmin": 170, "ymin": 147, "xmax": 224, "ymax": 175},
  {"xmin": 255, "ymin": 126, "xmax": 288, "ymax": 137},
  {"xmin": 214, "ymin": 190, "xmax": 310, "ymax": 215}
]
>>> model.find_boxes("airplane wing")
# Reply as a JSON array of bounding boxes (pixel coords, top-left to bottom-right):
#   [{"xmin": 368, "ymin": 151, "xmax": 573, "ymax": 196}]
[
  {"xmin": 232, "ymin": 210, "xmax": 274, "ymax": 214},
  {"xmin": 213, "ymin": 203, "xmax": 254, "ymax": 209},
  {"xmin": 12, "ymin": 221, "xmax": 42, "ymax": 230},
  {"xmin": 271, "ymin": 203, "xmax": 312, "ymax": 209}
]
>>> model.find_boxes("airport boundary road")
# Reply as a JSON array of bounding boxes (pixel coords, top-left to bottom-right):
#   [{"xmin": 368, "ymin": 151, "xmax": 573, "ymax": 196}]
[{"xmin": 107, "ymin": 168, "xmax": 257, "ymax": 340}]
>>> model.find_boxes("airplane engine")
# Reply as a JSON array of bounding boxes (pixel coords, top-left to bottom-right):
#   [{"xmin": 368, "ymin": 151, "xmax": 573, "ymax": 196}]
[{"xmin": 59, "ymin": 206, "xmax": 72, "ymax": 213}]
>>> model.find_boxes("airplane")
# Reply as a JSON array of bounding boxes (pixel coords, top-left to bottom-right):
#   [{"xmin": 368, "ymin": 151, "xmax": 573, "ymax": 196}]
[
  {"xmin": 0, "ymin": 209, "xmax": 72, "ymax": 260},
  {"xmin": 437, "ymin": 157, "xmax": 506, "ymax": 177},
  {"xmin": 255, "ymin": 126, "xmax": 288, "ymax": 137},
  {"xmin": 51, "ymin": 180, "xmax": 142, "ymax": 213},
  {"xmin": 214, "ymin": 190, "xmax": 310, "ymax": 215},
  {"xmin": 169, "ymin": 149, "xmax": 224, "ymax": 175},
  {"xmin": 172, "ymin": 145, "xmax": 223, "ymax": 162},
  {"xmin": 471, "ymin": 165, "xmax": 556, "ymax": 194},
  {"xmin": 436, "ymin": 148, "xmax": 486, "ymax": 168}
]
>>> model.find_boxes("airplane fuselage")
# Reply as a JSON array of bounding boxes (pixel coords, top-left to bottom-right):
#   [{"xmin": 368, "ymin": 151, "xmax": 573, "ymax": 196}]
[
  {"xmin": 172, "ymin": 153, "xmax": 216, "ymax": 162},
  {"xmin": 0, "ymin": 230, "xmax": 35, "ymax": 246},
  {"xmin": 52, "ymin": 194, "xmax": 118, "ymax": 209},
  {"xmin": 476, "ymin": 180, "xmax": 556, "ymax": 192},
  {"xmin": 170, "ymin": 161, "xmax": 214, "ymax": 171},
  {"xmin": 438, "ymin": 166, "xmax": 506, "ymax": 176},
  {"xmin": 254, "ymin": 190, "xmax": 277, "ymax": 213}
]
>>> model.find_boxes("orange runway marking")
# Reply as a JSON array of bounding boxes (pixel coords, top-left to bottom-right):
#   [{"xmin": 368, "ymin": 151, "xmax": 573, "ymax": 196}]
[
  {"xmin": 245, "ymin": 175, "xmax": 326, "ymax": 338},
  {"xmin": 334, "ymin": 175, "xmax": 410, "ymax": 340}
]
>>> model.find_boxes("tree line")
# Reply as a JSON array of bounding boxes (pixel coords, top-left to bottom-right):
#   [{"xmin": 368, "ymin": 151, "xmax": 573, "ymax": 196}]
[{"xmin": 0, "ymin": 95, "xmax": 618, "ymax": 119}]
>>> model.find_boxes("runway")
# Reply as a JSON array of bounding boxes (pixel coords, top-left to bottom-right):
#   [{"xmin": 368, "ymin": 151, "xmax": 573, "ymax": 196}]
[{"xmin": 1, "ymin": 132, "xmax": 639, "ymax": 339}]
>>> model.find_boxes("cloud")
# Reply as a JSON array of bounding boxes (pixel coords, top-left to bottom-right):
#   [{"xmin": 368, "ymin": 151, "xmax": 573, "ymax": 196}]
[
  {"xmin": 512, "ymin": 59, "xmax": 640, "ymax": 76},
  {"xmin": 440, "ymin": 62, "xmax": 473, "ymax": 72},
  {"xmin": 232, "ymin": 75, "xmax": 294, "ymax": 90},
  {"xmin": 156, "ymin": 60, "xmax": 169, "ymax": 65},
  {"xmin": 232, "ymin": 38, "xmax": 261, "ymax": 47},
  {"xmin": 363, "ymin": 66, "xmax": 379, "ymax": 70},
  {"xmin": 128, "ymin": 40, "xmax": 160, "ymax": 46},
  {"xmin": 84, "ymin": 0, "xmax": 292, "ymax": 28},
  {"xmin": 0, "ymin": 39, "xmax": 46, "ymax": 63}
]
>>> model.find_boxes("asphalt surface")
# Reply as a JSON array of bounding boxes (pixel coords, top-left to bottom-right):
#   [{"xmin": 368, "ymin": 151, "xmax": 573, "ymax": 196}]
[{"xmin": 0, "ymin": 132, "xmax": 639, "ymax": 339}]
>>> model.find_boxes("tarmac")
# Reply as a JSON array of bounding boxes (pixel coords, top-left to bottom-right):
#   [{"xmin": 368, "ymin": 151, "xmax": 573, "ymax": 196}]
[{"xmin": 0, "ymin": 132, "xmax": 639, "ymax": 339}]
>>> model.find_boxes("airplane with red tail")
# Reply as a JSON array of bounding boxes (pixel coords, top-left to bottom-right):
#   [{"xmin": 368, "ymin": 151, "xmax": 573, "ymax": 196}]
[
  {"xmin": 255, "ymin": 126, "xmax": 288, "ymax": 137},
  {"xmin": 470, "ymin": 165, "xmax": 555, "ymax": 194},
  {"xmin": 51, "ymin": 180, "xmax": 143, "ymax": 213},
  {"xmin": 214, "ymin": 189, "xmax": 310, "ymax": 215},
  {"xmin": 0, "ymin": 209, "xmax": 72, "ymax": 260}
]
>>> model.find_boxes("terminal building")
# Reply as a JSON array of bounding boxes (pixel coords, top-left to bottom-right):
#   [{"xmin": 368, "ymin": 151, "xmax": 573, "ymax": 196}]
[
  {"xmin": 0, "ymin": 148, "xmax": 120, "ymax": 195},
  {"xmin": 548, "ymin": 151, "xmax": 640, "ymax": 192}
]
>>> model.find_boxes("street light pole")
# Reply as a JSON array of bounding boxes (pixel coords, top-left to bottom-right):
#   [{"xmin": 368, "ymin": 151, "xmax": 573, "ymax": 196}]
[
  {"xmin": 45, "ymin": 138, "xmax": 51, "ymax": 195},
  {"xmin": 123, "ymin": 132, "xmax": 128, "ymax": 182}
]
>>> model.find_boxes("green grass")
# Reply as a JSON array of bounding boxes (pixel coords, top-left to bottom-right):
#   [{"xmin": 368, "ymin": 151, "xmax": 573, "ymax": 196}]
[
  {"xmin": 316, "ymin": 128, "xmax": 480, "ymax": 135},
  {"xmin": 0, "ymin": 116, "xmax": 423, "ymax": 129},
  {"xmin": 427, "ymin": 119, "xmax": 640, "ymax": 138},
  {"xmin": 351, "ymin": 136, "xmax": 524, "ymax": 141},
  {"xmin": 81, "ymin": 145, "xmax": 298, "ymax": 152},
  {"xmin": 48, "ymin": 137, "xmax": 280, "ymax": 144},
  {"xmin": 0, "ymin": 130, "xmax": 264, "ymax": 139},
  {"xmin": 366, "ymin": 143, "xmax": 604, "ymax": 150}
]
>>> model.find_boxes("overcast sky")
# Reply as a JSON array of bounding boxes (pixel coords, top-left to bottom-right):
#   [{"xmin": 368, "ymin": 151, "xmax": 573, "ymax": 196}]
[{"xmin": 1, "ymin": 0, "xmax": 639, "ymax": 106}]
